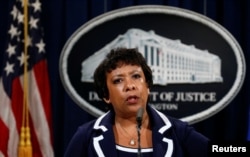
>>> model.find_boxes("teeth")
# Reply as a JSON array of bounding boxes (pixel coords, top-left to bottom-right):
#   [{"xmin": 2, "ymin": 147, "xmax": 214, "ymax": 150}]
[{"xmin": 127, "ymin": 96, "xmax": 136, "ymax": 100}]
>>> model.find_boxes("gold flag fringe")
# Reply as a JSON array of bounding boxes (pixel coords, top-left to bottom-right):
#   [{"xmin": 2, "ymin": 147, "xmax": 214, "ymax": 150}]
[
  {"xmin": 18, "ymin": 0, "xmax": 32, "ymax": 156},
  {"xmin": 18, "ymin": 127, "xmax": 32, "ymax": 157}
]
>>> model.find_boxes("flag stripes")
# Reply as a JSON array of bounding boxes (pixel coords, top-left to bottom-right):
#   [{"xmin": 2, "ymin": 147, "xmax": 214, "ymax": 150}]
[{"xmin": 0, "ymin": 0, "xmax": 54, "ymax": 156}]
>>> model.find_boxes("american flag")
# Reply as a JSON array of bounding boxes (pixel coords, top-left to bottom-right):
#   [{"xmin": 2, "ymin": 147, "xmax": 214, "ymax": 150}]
[{"xmin": 0, "ymin": 0, "xmax": 54, "ymax": 156}]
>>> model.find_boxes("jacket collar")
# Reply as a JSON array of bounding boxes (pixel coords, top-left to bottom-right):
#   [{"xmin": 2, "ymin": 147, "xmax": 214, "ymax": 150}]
[
  {"xmin": 92, "ymin": 106, "xmax": 174, "ymax": 157},
  {"xmin": 149, "ymin": 107, "xmax": 174, "ymax": 157},
  {"xmin": 92, "ymin": 110, "xmax": 116, "ymax": 156}
]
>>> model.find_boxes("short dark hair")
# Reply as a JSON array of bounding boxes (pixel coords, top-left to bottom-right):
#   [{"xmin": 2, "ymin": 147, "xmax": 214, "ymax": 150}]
[{"xmin": 93, "ymin": 47, "xmax": 153, "ymax": 99}]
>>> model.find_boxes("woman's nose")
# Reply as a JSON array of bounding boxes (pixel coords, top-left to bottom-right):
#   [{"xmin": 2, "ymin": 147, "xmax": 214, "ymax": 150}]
[{"xmin": 125, "ymin": 79, "xmax": 136, "ymax": 91}]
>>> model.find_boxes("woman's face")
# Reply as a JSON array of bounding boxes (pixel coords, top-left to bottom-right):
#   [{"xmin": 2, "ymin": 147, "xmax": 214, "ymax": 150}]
[{"xmin": 105, "ymin": 64, "xmax": 149, "ymax": 117}]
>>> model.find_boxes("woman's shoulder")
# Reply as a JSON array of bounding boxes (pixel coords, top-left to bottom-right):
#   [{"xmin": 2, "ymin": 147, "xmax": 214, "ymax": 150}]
[
  {"xmin": 77, "ymin": 111, "xmax": 112, "ymax": 134},
  {"xmin": 166, "ymin": 115, "xmax": 189, "ymax": 127},
  {"xmin": 148, "ymin": 106, "xmax": 188, "ymax": 129},
  {"xmin": 167, "ymin": 115, "xmax": 209, "ymax": 142},
  {"xmin": 149, "ymin": 106, "xmax": 203, "ymax": 137},
  {"xmin": 77, "ymin": 119, "xmax": 96, "ymax": 131}
]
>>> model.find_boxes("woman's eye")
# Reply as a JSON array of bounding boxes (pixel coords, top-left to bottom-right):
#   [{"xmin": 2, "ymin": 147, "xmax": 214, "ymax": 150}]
[
  {"xmin": 133, "ymin": 74, "xmax": 141, "ymax": 79},
  {"xmin": 113, "ymin": 78, "xmax": 122, "ymax": 84}
]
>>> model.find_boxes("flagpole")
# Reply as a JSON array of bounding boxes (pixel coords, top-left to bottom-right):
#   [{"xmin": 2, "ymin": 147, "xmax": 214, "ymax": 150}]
[{"xmin": 18, "ymin": 0, "xmax": 32, "ymax": 156}]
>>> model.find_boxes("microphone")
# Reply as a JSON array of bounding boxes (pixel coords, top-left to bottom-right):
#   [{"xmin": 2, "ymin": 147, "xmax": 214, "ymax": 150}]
[
  {"xmin": 136, "ymin": 107, "xmax": 144, "ymax": 129},
  {"xmin": 136, "ymin": 107, "xmax": 144, "ymax": 157}
]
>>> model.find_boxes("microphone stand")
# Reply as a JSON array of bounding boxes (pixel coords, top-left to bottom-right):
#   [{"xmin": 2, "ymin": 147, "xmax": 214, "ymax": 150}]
[
  {"xmin": 137, "ymin": 123, "xmax": 142, "ymax": 157},
  {"xmin": 136, "ymin": 108, "xmax": 144, "ymax": 157}
]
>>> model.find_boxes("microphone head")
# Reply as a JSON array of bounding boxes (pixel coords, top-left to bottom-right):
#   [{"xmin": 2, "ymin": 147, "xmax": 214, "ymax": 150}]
[{"xmin": 136, "ymin": 107, "xmax": 144, "ymax": 125}]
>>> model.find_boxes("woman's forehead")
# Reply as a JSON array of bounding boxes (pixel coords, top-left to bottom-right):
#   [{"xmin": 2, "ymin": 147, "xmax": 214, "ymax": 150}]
[
  {"xmin": 107, "ymin": 61, "xmax": 140, "ymax": 71},
  {"xmin": 107, "ymin": 64, "xmax": 143, "ymax": 76}
]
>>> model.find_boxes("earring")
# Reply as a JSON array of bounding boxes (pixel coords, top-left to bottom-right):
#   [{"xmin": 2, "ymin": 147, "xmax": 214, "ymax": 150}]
[{"xmin": 104, "ymin": 98, "xmax": 110, "ymax": 104}]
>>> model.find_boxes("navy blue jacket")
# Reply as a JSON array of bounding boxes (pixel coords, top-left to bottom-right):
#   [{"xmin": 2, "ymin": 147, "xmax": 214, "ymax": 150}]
[{"xmin": 64, "ymin": 106, "xmax": 209, "ymax": 157}]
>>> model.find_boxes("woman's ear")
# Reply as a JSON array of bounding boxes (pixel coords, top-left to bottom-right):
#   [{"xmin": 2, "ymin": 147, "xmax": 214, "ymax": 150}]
[{"xmin": 103, "ymin": 98, "xmax": 111, "ymax": 104}]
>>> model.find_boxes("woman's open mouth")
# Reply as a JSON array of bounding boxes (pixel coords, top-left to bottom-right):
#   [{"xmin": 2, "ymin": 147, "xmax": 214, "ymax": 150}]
[{"xmin": 126, "ymin": 95, "xmax": 139, "ymax": 104}]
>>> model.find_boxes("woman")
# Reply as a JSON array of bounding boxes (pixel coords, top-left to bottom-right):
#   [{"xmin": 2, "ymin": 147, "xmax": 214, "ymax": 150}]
[{"xmin": 64, "ymin": 48, "xmax": 209, "ymax": 157}]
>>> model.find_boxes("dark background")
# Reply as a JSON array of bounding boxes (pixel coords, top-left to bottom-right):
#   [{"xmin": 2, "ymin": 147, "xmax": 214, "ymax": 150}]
[{"xmin": 0, "ymin": 0, "xmax": 249, "ymax": 156}]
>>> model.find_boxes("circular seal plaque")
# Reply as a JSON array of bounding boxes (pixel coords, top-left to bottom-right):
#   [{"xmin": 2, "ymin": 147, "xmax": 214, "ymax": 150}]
[{"xmin": 59, "ymin": 5, "xmax": 246, "ymax": 124}]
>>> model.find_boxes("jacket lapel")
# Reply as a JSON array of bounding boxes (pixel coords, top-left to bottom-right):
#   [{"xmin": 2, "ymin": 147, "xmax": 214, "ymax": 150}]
[
  {"xmin": 92, "ymin": 111, "xmax": 117, "ymax": 157},
  {"xmin": 150, "ymin": 107, "xmax": 174, "ymax": 157},
  {"xmin": 92, "ymin": 107, "xmax": 175, "ymax": 157}
]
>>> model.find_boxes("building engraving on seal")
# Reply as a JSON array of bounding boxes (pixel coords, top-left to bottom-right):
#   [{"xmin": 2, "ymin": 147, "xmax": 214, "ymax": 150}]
[{"xmin": 81, "ymin": 28, "xmax": 223, "ymax": 85}]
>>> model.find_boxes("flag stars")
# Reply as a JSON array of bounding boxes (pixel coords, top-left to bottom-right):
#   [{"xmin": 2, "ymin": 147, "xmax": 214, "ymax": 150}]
[
  {"xmin": 29, "ymin": 16, "xmax": 39, "ymax": 29},
  {"xmin": 19, "ymin": 0, "xmax": 24, "ymax": 7},
  {"xmin": 23, "ymin": 36, "xmax": 32, "ymax": 48},
  {"xmin": 4, "ymin": 62, "xmax": 15, "ymax": 76},
  {"xmin": 36, "ymin": 39, "xmax": 45, "ymax": 53},
  {"xmin": 10, "ymin": 5, "xmax": 18, "ymax": 20},
  {"xmin": 17, "ymin": 12, "xmax": 24, "ymax": 24},
  {"xmin": 6, "ymin": 44, "xmax": 16, "ymax": 57},
  {"xmin": 17, "ymin": 53, "xmax": 29, "ymax": 66},
  {"xmin": 31, "ymin": 0, "xmax": 42, "ymax": 12},
  {"xmin": 8, "ymin": 24, "xmax": 19, "ymax": 39}
]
